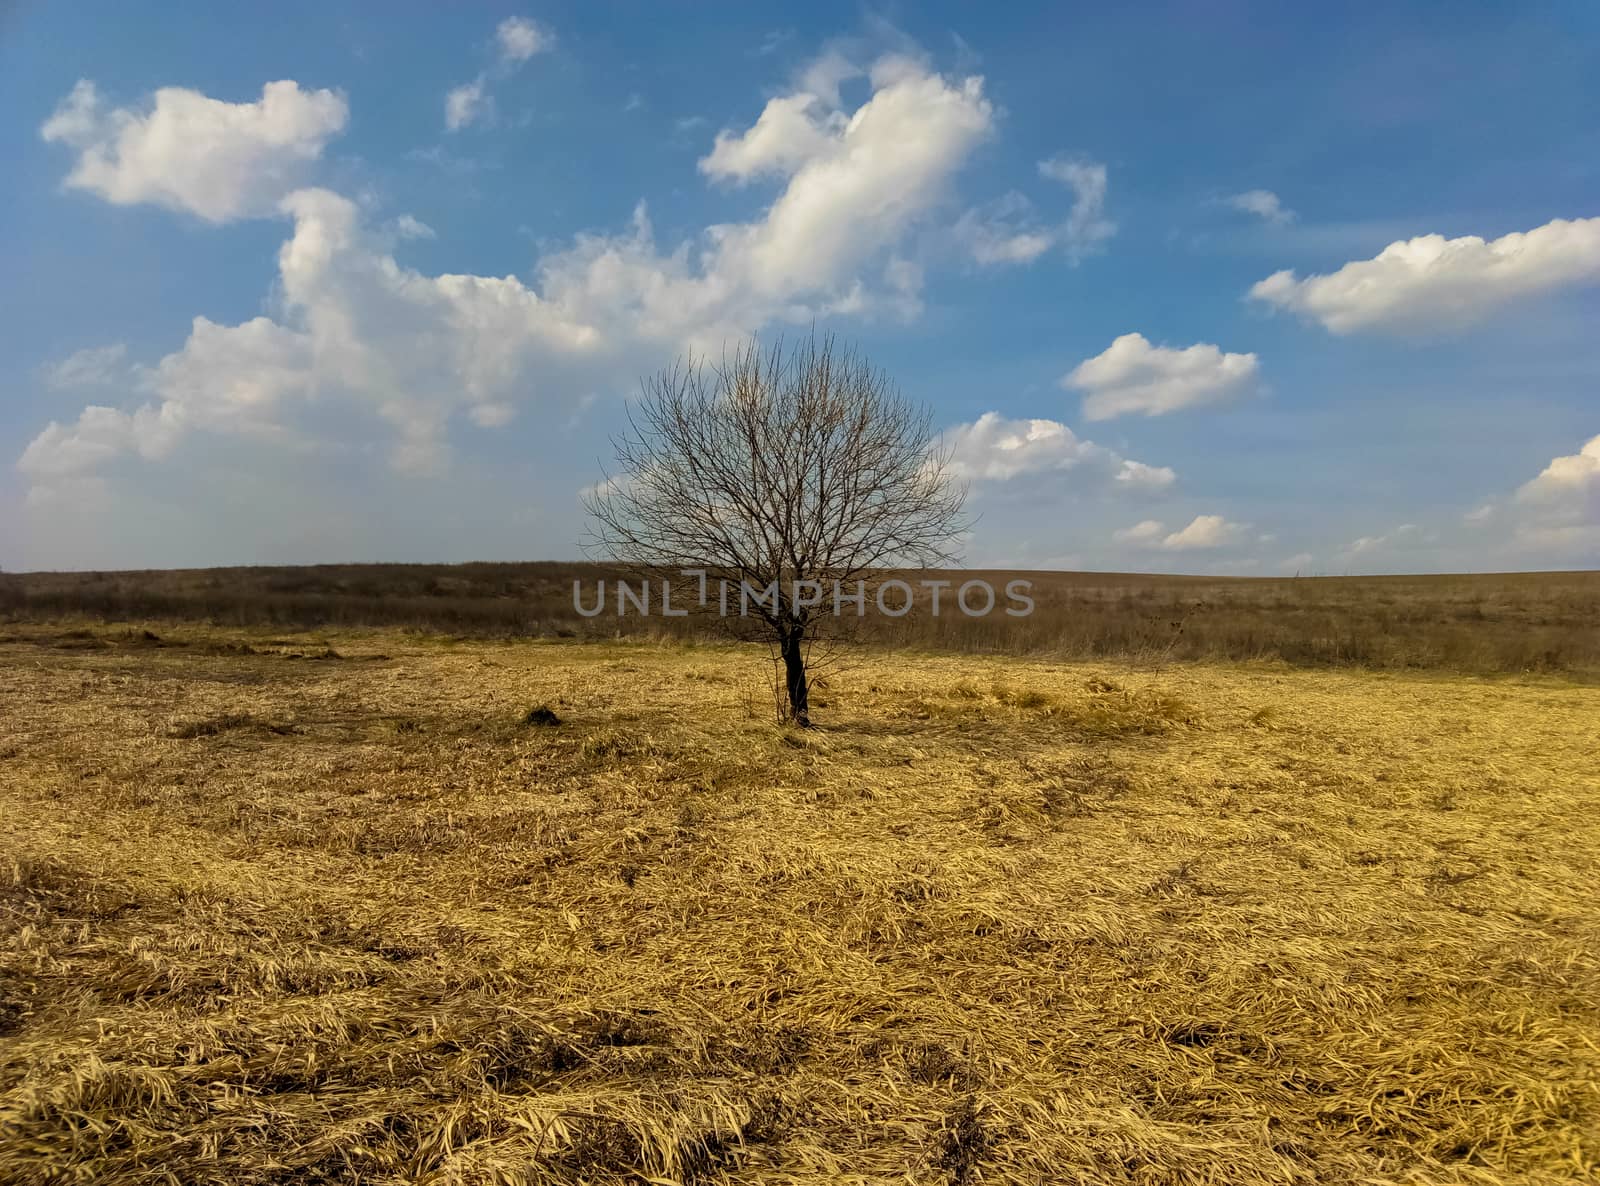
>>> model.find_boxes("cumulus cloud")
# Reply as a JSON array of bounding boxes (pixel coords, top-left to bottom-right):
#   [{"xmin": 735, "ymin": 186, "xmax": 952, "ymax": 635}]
[
  {"xmin": 1511, "ymin": 434, "xmax": 1600, "ymax": 551},
  {"xmin": 1115, "ymin": 459, "xmax": 1176, "ymax": 490},
  {"xmin": 1409, "ymin": 435, "xmax": 1600, "ymax": 563},
  {"xmin": 40, "ymin": 79, "xmax": 348, "ymax": 222},
  {"xmin": 1160, "ymin": 514, "xmax": 1248, "ymax": 550},
  {"xmin": 446, "ymin": 16, "xmax": 553, "ymax": 131},
  {"xmin": 1249, "ymin": 217, "xmax": 1600, "ymax": 334},
  {"xmin": 1064, "ymin": 332, "xmax": 1260, "ymax": 420},
  {"xmin": 496, "ymin": 17, "xmax": 551, "ymax": 63},
  {"xmin": 22, "ymin": 58, "xmax": 997, "ymax": 499},
  {"xmin": 42, "ymin": 343, "xmax": 128, "ymax": 389},
  {"xmin": 700, "ymin": 53, "xmax": 990, "ymax": 222},
  {"xmin": 19, "ymin": 189, "xmax": 598, "ymax": 487},
  {"xmin": 956, "ymin": 156, "xmax": 1115, "ymax": 267},
  {"xmin": 943, "ymin": 414, "xmax": 1101, "ymax": 481},
  {"xmin": 700, "ymin": 94, "xmax": 847, "ymax": 183},
  {"xmin": 1328, "ymin": 446, "xmax": 1599, "ymax": 566},
  {"xmin": 146, "ymin": 314, "xmax": 316, "ymax": 422},
  {"xmin": 1226, "ymin": 189, "xmax": 1294, "ymax": 224},
  {"xmin": 1112, "ymin": 514, "xmax": 1249, "ymax": 550},
  {"xmin": 18, "ymin": 402, "xmax": 183, "ymax": 481},
  {"xmin": 941, "ymin": 413, "xmax": 1172, "ymax": 493},
  {"xmin": 1517, "ymin": 434, "xmax": 1600, "ymax": 508},
  {"xmin": 1113, "ymin": 519, "xmax": 1165, "ymax": 544}
]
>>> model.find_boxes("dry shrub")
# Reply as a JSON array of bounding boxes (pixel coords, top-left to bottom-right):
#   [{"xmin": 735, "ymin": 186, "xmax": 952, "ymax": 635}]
[{"xmin": 1043, "ymin": 686, "xmax": 1200, "ymax": 736}]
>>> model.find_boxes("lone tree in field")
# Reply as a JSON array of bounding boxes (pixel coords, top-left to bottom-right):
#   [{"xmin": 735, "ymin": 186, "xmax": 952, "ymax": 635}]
[{"xmin": 584, "ymin": 334, "xmax": 967, "ymax": 726}]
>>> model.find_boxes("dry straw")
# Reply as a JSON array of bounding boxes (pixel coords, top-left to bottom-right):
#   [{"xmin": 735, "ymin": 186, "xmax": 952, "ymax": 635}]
[{"xmin": 1, "ymin": 621, "xmax": 1596, "ymax": 1183}]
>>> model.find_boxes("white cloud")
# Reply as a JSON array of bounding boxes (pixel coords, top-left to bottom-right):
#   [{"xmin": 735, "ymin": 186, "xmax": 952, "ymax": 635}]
[
  {"xmin": 952, "ymin": 193, "xmax": 1057, "ymax": 266},
  {"xmin": 496, "ymin": 17, "xmax": 551, "ymax": 63},
  {"xmin": 19, "ymin": 403, "xmax": 183, "ymax": 481},
  {"xmin": 446, "ymin": 17, "xmax": 553, "ymax": 132},
  {"xmin": 42, "ymin": 343, "xmax": 128, "ymax": 389},
  {"xmin": 149, "ymin": 314, "xmax": 316, "ymax": 423},
  {"xmin": 700, "ymin": 93, "xmax": 846, "ymax": 184},
  {"xmin": 1249, "ymin": 217, "xmax": 1600, "ymax": 334},
  {"xmin": 1280, "ymin": 552, "xmax": 1315, "ymax": 572},
  {"xmin": 1510, "ymin": 434, "xmax": 1600, "ymax": 552},
  {"xmin": 1038, "ymin": 157, "xmax": 1116, "ymax": 260},
  {"xmin": 1344, "ymin": 523, "xmax": 1425, "ymax": 555},
  {"xmin": 1226, "ymin": 189, "xmax": 1294, "ymax": 225},
  {"xmin": 579, "ymin": 472, "xmax": 634, "ymax": 503},
  {"xmin": 393, "ymin": 214, "xmax": 435, "ymax": 240},
  {"xmin": 40, "ymin": 79, "xmax": 348, "ymax": 222},
  {"xmin": 22, "ymin": 475, "xmax": 112, "ymax": 512},
  {"xmin": 699, "ymin": 53, "xmax": 991, "ymax": 259},
  {"xmin": 943, "ymin": 414, "xmax": 1102, "ymax": 481},
  {"xmin": 445, "ymin": 80, "xmax": 489, "ymax": 131},
  {"xmin": 1064, "ymin": 332, "xmax": 1260, "ymax": 420},
  {"xmin": 942, "ymin": 413, "xmax": 1172, "ymax": 494},
  {"xmin": 1316, "ymin": 456, "xmax": 1597, "ymax": 567},
  {"xmin": 1115, "ymin": 459, "xmax": 1176, "ymax": 491},
  {"xmin": 1516, "ymin": 434, "xmax": 1600, "ymax": 508},
  {"xmin": 666, "ymin": 59, "xmax": 991, "ymax": 320},
  {"xmin": 1113, "ymin": 519, "xmax": 1165, "ymax": 544},
  {"xmin": 957, "ymin": 157, "xmax": 1115, "ymax": 268},
  {"xmin": 20, "ymin": 190, "xmax": 598, "ymax": 487},
  {"xmin": 797, "ymin": 47, "xmax": 864, "ymax": 108},
  {"xmin": 22, "ymin": 316, "xmax": 326, "ymax": 488},
  {"xmin": 965, "ymin": 227, "xmax": 1054, "ymax": 266},
  {"xmin": 22, "ymin": 58, "xmax": 997, "ymax": 501},
  {"xmin": 1161, "ymin": 515, "xmax": 1247, "ymax": 550}
]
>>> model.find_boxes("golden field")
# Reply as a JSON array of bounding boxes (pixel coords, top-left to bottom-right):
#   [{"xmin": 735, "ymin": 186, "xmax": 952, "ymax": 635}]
[{"xmin": 1, "ymin": 620, "xmax": 1597, "ymax": 1184}]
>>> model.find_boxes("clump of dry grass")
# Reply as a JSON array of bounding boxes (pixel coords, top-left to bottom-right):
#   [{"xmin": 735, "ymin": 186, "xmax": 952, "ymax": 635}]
[
  {"xmin": 165, "ymin": 712, "xmax": 299, "ymax": 739},
  {"xmin": 1, "ymin": 621, "xmax": 1597, "ymax": 1183}
]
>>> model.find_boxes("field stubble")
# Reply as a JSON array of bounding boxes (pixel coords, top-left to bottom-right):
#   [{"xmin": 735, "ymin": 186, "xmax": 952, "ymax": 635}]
[{"xmin": 0, "ymin": 621, "xmax": 1596, "ymax": 1184}]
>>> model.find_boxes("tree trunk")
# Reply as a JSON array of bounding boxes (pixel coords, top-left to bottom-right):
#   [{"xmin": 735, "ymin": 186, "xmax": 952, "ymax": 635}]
[{"xmin": 780, "ymin": 630, "xmax": 810, "ymax": 727}]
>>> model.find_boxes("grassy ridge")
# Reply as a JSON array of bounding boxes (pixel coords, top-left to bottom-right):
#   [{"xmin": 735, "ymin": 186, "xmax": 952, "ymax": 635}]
[
  {"xmin": 3, "ymin": 563, "xmax": 1599, "ymax": 673},
  {"xmin": 1, "ymin": 621, "xmax": 1595, "ymax": 1182}
]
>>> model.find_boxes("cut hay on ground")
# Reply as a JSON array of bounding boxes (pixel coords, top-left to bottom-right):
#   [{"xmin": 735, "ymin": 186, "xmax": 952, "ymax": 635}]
[{"xmin": 1, "ymin": 622, "xmax": 1596, "ymax": 1184}]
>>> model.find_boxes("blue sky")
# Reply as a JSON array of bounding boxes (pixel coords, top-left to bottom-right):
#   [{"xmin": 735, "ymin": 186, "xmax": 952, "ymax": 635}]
[{"xmin": 2, "ymin": 1, "xmax": 1597, "ymax": 574}]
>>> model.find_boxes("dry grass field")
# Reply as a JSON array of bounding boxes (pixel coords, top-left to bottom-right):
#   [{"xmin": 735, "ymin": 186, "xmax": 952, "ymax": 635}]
[
  {"xmin": 1, "ymin": 620, "xmax": 1597, "ymax": 1184},
  {"xmin": 5, "ymin": 564, "xmax": 1599, "ymax": 675}
]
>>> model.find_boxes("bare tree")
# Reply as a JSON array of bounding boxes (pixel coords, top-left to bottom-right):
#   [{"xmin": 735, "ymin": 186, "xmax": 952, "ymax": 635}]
[{"xmin": 584, "ymin": 333, "xmax": 967, "ymax": 725}]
